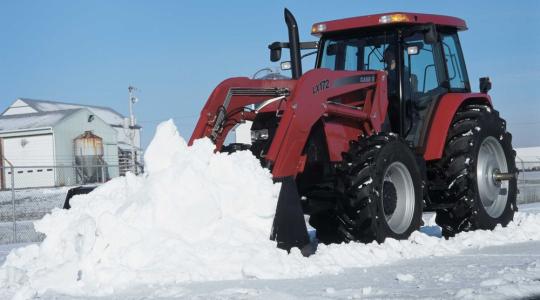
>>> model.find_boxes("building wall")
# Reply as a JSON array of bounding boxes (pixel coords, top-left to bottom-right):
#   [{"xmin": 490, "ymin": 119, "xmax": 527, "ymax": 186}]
[
  {"xmin": 1, "ymin": 134, "xmax": 56, "ymax": 188},
  {"xmin": 53, "ymin": 109, "xmax": 119, "ymax": 186}
]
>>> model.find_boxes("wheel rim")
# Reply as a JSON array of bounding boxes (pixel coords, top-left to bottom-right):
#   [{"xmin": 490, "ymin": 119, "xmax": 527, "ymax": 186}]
[
  {"xmin": 381, "ymin": 162, "xmax": 415, "ymax": 234},
  {"xmin": 476, "ymin": 136, "xmax": 509, "ymax": 218}
]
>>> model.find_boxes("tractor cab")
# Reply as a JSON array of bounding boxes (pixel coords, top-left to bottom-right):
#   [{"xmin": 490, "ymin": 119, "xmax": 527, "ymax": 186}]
[{"xmin": 312, "ymin": 13, "xmax": 470, "ymax": 149}]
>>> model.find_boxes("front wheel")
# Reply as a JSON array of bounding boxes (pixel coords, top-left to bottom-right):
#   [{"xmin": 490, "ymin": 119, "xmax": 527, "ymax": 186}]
[{"xmin": 335, "ymin": 133, "xmax": 424, "ymax": 243}]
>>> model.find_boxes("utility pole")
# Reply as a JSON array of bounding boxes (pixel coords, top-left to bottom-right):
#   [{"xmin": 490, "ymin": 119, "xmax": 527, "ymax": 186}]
[{"xmin": 128, "ymin": 86, "xmax": 138, "ymax": 174}]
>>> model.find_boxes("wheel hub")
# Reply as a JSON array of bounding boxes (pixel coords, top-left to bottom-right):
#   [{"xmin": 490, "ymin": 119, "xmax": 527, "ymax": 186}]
[
  {"xmin": 381, "ymin": 162, "xmax": 415, "ymax": 234},
  {"xmin": 382, "ymin": 181, "xmax": 398, "ymax": 216},
  {"xmin": 476, "ymin": 136, "xmax": 510, "ymax": 218}
]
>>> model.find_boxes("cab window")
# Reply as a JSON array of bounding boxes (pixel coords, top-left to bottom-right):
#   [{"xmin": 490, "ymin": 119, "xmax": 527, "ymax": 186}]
[
  {"xmin": 441, "ymin": 33, "xmax": 470, "ymax": 91},
  {"xmin": 319, "ymin": 32, "xmax": 397, "ymax": 72}
]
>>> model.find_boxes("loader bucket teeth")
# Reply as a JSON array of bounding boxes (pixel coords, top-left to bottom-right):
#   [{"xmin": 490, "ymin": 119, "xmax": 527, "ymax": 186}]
[{"xmin": 270, "ymin": 176, "xmax": 312, "ymax": 256}]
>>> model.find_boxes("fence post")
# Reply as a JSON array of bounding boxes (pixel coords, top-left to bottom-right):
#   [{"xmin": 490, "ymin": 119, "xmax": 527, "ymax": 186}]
[
  {"xmin": 10, "ymin": 165, "xmax": 15, "ymax": 243},
  {"xmin": 518, "ymin": 157, "xmax": 525, "ymax": 182},
  {"xmin": 3, "ymin": 158, "xmax": 16, "ymax": 244}
]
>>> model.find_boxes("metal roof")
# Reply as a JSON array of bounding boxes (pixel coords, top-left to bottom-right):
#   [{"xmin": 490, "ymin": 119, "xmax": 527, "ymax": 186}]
[
  {"xmin": 18, "ymin": 98, "xmax": 127, "ymax": 126},
  {"xmin": 0, "ymin": 109, "xmax": 81, "ymax": 132}
]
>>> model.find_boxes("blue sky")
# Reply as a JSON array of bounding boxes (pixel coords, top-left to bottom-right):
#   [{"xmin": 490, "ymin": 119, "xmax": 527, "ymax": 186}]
[{"xmin": 1, "ymin": 1, "xmax": 539, "ymax": 147}]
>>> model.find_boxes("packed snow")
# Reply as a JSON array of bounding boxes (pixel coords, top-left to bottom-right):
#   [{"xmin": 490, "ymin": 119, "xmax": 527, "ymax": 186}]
[{"xmin": 0, "ymin": 120, "xmax": 539, "ymax": 299}]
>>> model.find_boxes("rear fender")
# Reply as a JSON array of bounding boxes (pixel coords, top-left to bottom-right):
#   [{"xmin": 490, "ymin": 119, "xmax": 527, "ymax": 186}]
[{"xmin": 423, "ymin": 93, "xmax": 492, "ymax": 161}]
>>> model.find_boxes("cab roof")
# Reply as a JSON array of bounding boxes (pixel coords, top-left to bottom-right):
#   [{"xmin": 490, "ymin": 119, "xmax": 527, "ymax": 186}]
[{"xmin": 311, "ymin": 12, "xmax": 467, "ymax": 36}]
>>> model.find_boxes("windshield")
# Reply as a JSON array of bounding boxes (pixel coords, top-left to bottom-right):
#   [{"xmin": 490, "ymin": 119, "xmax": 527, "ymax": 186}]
[{"xmin": 318, "ymin": 31, "xmax": 397, "ymax": 72}]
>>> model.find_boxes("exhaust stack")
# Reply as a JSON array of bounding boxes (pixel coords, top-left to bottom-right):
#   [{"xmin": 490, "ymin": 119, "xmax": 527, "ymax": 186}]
[{"xmin": 284, "ymin": 8, "xmax": 302, "ymax": 79}]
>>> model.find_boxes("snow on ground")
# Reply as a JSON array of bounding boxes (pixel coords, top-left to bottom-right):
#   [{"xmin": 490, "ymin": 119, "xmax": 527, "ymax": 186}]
[
  {"xmin": 0, "ymin": 120, "xmax": 539, "ymax": 299},
  {"xmin": 0, "ymin": 207, "xmax": 539, "ymax": 299}
]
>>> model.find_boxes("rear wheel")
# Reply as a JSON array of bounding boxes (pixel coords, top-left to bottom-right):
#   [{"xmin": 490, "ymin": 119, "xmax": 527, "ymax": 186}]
[
  {"xmin": 334, "ymin": 133, "xmax": 423, "ymax": 243},
  {"xmin": 433, "ymin": 104, "xmax": 517, "ymax": 237}
]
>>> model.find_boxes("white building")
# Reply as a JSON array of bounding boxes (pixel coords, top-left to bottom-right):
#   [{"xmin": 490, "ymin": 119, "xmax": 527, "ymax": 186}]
[{"xmin": 0, "ymin": 98, "xmax": 142, "ymax": 189}]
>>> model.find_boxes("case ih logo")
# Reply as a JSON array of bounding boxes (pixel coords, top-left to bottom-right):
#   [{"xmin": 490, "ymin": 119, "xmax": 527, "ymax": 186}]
[{"xmin": 334, "ymin": 75, "xmax": 376, "ymax": 87}]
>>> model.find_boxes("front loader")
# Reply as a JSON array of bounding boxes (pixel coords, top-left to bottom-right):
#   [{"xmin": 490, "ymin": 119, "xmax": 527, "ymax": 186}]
[{"xmin": 189, "ymin": 9, "xmax": 518, "ymax": 253}]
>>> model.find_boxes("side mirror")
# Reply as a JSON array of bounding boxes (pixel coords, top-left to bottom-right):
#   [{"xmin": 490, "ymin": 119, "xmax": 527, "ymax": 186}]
[
  {"xmin": 480, "ymin": 77, "xmax": 492, "ymax": 93},
  {"xmin": 270, "ymin": 48, "xmax": 282, "ymax": 62},
  {"xmin": 269, "ymin": 42, "xmax": 285, "ymax": 62},
  {"xmin": 423, "ymin": 24, "xmax": 438, "ymax": 44},
  {"xmin": 280, "ymin": 61, "xmax": 292, "ymax": 71}
]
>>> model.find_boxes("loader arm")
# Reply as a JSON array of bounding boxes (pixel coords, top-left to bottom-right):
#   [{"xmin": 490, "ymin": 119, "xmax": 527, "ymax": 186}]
[{"xmin": 189, "ymin": 77, "xmax": 296, "ymax": 149}]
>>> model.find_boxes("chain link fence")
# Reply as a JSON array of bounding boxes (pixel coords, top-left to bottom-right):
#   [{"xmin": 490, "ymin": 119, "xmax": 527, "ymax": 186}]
[
  {"xmin": 0, "ymin": 162, "xmax": 539, "ymax": 245},
  {"xmin": 516, "ymin": 160, "xmax": 540, "ymax": 204},
  {"xmin": 0, "ymin": 164, "xmax": 141, "ymax": 244}
]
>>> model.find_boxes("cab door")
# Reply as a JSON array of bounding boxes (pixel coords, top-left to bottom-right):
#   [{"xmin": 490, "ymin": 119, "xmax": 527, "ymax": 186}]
[{"xmin": 400, "ymin": 32, "xmax": 448, "ymax": 149}]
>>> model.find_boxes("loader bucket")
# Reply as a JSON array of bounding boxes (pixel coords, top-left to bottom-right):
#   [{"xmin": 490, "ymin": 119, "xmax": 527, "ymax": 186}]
[
  {"xmin": 63, "ymin": 186, "xmax": 97, "ymax": 209},
  {"xmin": 270, "ymin": 176, "xmax": 314, "ymax": 256}
]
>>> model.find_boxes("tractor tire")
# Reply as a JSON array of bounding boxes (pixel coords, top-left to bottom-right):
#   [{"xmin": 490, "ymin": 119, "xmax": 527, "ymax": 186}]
[
  {"xmin": 309, "ymin": 213, "xmax": 341, "ymax": 244},
  {"xmin": 335, "ymin": 133, "xmax": 424, "ymax": 243},
  {"xmin": 434, "ymin": 104, "xmax": 517, "ymax": 238}
]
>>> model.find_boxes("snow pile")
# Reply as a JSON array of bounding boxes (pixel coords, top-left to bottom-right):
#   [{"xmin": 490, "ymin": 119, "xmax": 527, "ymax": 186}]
[
  {"xmin": 1, "ymin": 120, "xmax": 540, "ymax": 299},
  {"xmin": 0, "ymin": 120, "xmax": 297, "ymax": 298}
]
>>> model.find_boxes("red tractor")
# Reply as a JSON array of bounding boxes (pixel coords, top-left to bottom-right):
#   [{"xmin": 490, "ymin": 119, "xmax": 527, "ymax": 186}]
[{"xmin": 190, "ymin": 9, "xmax": 517, "ymax": 253}]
